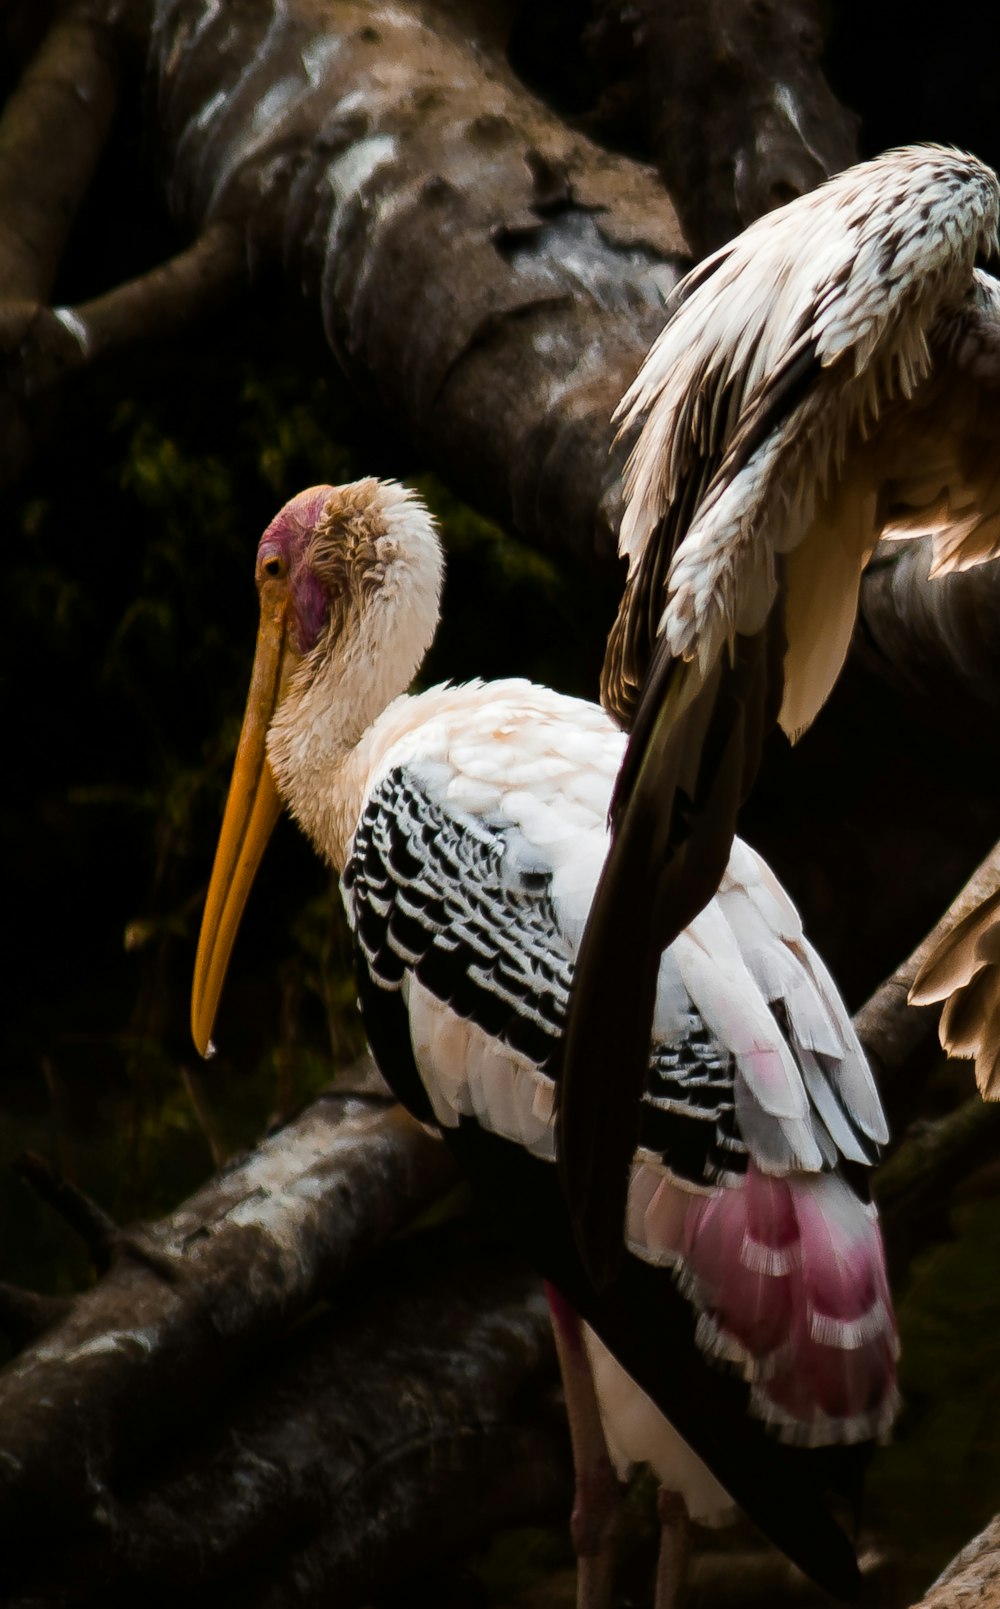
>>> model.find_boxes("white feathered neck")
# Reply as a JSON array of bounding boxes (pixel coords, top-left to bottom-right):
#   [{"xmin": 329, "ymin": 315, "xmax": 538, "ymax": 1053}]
[{"xmin": 265, "ymin": 479, "xmax": 444, "ymax": 868}]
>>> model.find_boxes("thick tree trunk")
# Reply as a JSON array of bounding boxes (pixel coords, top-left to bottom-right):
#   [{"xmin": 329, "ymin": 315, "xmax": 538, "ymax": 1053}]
[
  {"xmin": 139, "ymin": 0, "xmax": 688, "ymax": 567},
  {"xmin": 600, "ymin": 0, "xmax": 859, "ymax": 256},
  {"xmin": 7, "ymin": 0, "xmax": 1000, "ymax": 721}
]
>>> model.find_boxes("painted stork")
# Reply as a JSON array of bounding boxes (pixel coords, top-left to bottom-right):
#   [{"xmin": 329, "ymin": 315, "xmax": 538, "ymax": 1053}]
[
  {"xmin": 191, "ymin": 480, "xmax": 897, "ymax": 1605},
  {"xmin": 560, "ymin": 143, "xmax": 1000, "ymax": 1286}
]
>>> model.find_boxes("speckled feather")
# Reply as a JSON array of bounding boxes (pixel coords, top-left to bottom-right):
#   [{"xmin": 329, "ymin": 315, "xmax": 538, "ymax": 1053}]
[
  {"xmin": 614, "ymin": 146, "xmax": 1000, "ymax": 1097},
  {"xmin": 563, "ymin": 151, "xmax": 1000, "ymax": 1273},
  {"xmin": 608, "ymin": 144, "xmax": 1000, "ymax": 740},
  {"xmin": 339, "ymin": 745, "xmax": 897, "ymax": 1450},
  {"xmin": 253, "ymin": 482, "xmax": 897, "ymax": 1467}
]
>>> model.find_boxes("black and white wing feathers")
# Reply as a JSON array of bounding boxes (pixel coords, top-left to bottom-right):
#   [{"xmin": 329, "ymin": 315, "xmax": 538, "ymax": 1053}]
[
  {"xmin": 343, "ymin": 764, "xmax": 886, "ymax": 1195},
  {"xmin": 341, "ymin": 754, "xmax": 895, "ymax": 1484},
  {"xmin": 563, "ymin": 144, "xmax": 1000, "ymax": 1285}
]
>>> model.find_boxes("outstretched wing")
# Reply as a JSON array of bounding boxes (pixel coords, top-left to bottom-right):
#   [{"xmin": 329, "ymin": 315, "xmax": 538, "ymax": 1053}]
[{"xmin": 562, "ymin": 145, "xmax": 1000, "ymax": 1286}]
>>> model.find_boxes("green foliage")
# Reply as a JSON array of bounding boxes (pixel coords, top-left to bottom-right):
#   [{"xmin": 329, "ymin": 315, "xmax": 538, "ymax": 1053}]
[{"xmin": 0, "ymin": 282, "xmax": 607, "ymax": 1301}]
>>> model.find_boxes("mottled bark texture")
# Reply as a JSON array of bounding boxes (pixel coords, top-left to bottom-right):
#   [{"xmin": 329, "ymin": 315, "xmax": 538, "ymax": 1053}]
[
  {"xmin": 4, "ymin": 3, "xmax": 1000, "ymax": 1599},
  {"xmin": 0, "ymin": 1090, "xmax": 572, "ymax": 1604},
  {"xmin": 0, "ymin": 966, "xmax": 971, "ymax": 1600},
  {"xmin": 5, "ymin": 0, "xmax": 1000, "ymax": 728},
  {"xmin": 145, "ymin": 0, "xmax": 688, "ymax": 567},
  {"xmin": 0, "ymin": 1224, "xmax": 565, "ymax": 1605},
  {"xmin": 0, "ymin": 1091, "xmax": 458, "ymax": 1561},
  {"xmin": 913, "ymin": 1516, "xmax": 1000, "ymax": 1609},
  {"xmin": 604, "ymin": 0, "xmax": 859, "ymax": 256}
]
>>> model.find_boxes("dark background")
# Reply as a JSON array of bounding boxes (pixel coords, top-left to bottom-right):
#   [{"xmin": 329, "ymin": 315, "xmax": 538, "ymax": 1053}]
[{"xmin": 3, "ymin": 2, "xmax": 1000, "ymax": 1595}]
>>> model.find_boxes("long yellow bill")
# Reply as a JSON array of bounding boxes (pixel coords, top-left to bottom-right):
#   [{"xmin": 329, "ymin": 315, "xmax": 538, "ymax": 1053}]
[{"xmin": 191, "ymin": 577, "xmax": 299, "ymax": 1057}]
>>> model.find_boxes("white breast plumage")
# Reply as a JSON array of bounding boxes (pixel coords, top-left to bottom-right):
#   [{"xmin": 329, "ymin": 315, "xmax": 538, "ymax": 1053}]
[{"xmin": 192, "ymin": 479, "xmax": 898, "ymax": 1602}]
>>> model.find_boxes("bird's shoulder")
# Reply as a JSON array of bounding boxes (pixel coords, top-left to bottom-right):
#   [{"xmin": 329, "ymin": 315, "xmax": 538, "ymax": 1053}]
[{"xmin": 358, "ymin": 678, "xmax": 625, "ymax": 840}]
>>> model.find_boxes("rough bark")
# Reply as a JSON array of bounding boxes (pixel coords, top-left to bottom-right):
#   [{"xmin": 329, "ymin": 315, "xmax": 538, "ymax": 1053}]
[
  {"xmin": 0, "ymin": 1227, "xmax": 566, "ymax": 1605},
  {"xmin": 3, "ymin": 9, "xmax": 1000, "ymax": 1599},
  {"xmin": 0, "ymin": 1088, "xmax": 458, "ymax": 1552},
  {"xmin": 603, "ymin": 0, "xmax": 859, "ymax": 256},
  {"xmin": 138, "ymin": 0, "xmax": 687, "ymax": 567},
  {"xmin": 0, "ymin": 936, "xmax": 989, "ymax": 1598},
  {"xmin": 912, "ymin": 1516, "xmax": 1000, "ymax": 1609},
  {"xmin": 128, "ymin": 0, "xmax": 1000, "ymax": 745},
  {"xmin": 0, "ymin": 1063, "xmax": 575, "ymax": 1603},
  {"xmin": 3, "ymin": 0, "xmax": 999, "ymax": 738}
]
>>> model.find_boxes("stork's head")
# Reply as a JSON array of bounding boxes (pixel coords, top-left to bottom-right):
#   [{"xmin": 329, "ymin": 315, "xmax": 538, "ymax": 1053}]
[
  {"xmin": 191, "ymin": 478, "xmax": 443, "ymax": 1057},
  {"xmin": 255, "ymin": 478, "xmax": 442, "ymax": 658}
]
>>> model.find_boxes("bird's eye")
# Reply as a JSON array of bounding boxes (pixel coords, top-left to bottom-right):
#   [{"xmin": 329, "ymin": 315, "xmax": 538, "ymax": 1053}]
[{"xmin": 261, "ymin": 553, "xmax": 286, "ymax": 579}]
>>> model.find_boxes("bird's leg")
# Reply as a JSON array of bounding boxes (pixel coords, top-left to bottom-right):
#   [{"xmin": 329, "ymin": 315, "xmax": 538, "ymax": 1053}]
[
  {"xmin": 544, "ymin": 1280, "xmax": 622, "ymax": 1609},
  {"xmin": 652, "ymin": 1487, "xmax": 690, "ymax": 1609}
]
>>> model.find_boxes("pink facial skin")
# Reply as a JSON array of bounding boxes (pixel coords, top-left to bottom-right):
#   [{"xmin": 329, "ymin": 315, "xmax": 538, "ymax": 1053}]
[{"xmin": 256, "ymin": 485, "xmax": 334, "ymax": 653}]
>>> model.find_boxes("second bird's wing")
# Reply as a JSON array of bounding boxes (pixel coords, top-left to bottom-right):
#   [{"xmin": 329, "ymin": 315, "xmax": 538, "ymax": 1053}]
[{"xmin": 561, "ymin": 145, "xmax": 1000, "ymax": 1287}]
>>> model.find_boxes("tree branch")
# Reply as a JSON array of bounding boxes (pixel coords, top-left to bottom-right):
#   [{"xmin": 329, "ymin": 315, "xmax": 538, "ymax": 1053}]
[
  {"xmin": 0, "ymin": 0, "xmax": 119, "ymax": 301},
  {"xmin": 148, "ymin": 0, "xmax": 688, "ymax": 567},
  {"xmin": 875, "ymin": 1096, "xmax": 1000, "ymax": 1279},
  {"xmin": 603, "ymin": 0, "xmax": 859, "ymax": 256},
  {"xmin": 0, "ymin": 222, "xmax": 247, "ymax": 486},
  {"xmin": 2, "ymin": 1229, "xmax": 566, "ymax": 1605},
  {"xmin": 859, "ymin": 540, "xmax": 1000, "ymax": 733},
  {"xmin": 0, "ymin": 1089, "xmax": 457, "ymax": 1550},
  {"xmin": 911, "ymin": 1514, "xmax": 1000, "ymax": 1609}
]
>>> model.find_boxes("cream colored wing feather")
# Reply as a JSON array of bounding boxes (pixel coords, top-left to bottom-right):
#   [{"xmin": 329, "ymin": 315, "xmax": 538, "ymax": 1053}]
[
  {"xmin": 565, "ymin": 148, "xmax": 1000, "ymax": 1283},
  {"xmin": 910, "ymin": 886, "xmax": 1000, "ymax": 1099},
  {"xmin": 611, "ymin": 145, "xmax": 1000, "ymax": 739},
  {"xmin": 878, "ymin": 271, "xmax": 1000, "ymax": 578}
]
